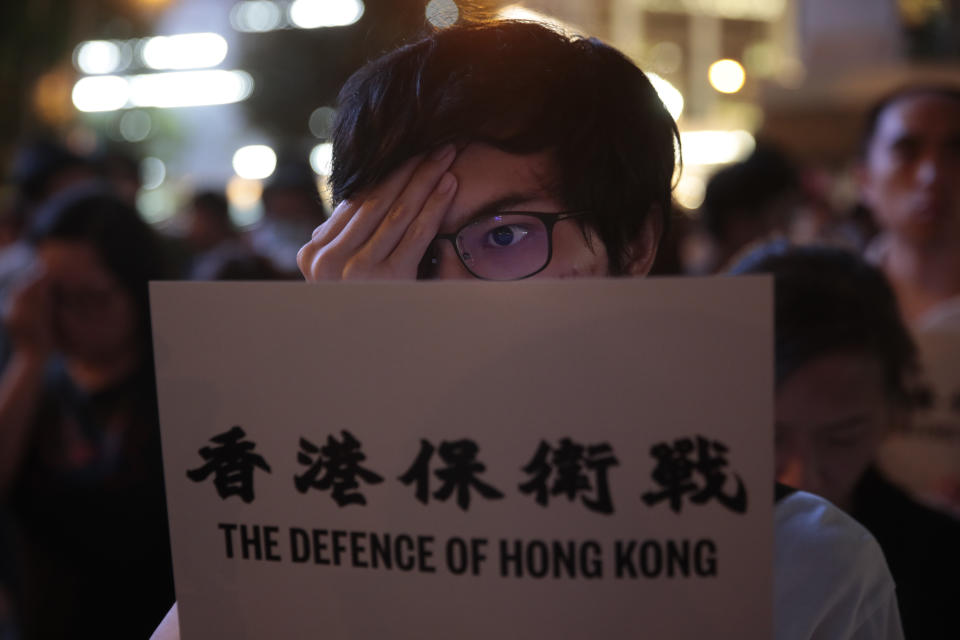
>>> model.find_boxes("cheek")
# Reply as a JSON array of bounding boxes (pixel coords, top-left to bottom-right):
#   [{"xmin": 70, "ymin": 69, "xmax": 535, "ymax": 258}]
[{"xmin": 544, "ymin": 225, "xmax": 609, "ymax": 277}]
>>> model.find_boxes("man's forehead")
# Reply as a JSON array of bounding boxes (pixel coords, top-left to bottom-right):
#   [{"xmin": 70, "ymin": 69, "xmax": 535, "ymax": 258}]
[
  {"xmin": 875, "ymin": 93, "xmax": 960, "ymax": 140},
  {"xmin": 440, "ymin": 143, "xmax": 563, "ymax": 230}
]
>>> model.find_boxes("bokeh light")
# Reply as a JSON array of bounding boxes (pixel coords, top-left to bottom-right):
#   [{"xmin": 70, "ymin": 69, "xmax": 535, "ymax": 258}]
[
  {"xmin": 674, "ymin": 174, "xmax": 706, "ymax": 210},
  {"xmin": 230, "ymin": 1, "xmax": 284, "ymax": 32},
  {"xmin": 140, "ymin": 157, "xmax": 166, "ymax": 190},
  {"xmin": 232, "ymin": 145, "xmax": 277, "ymax": 180},
  {"xmin": 128, "ymin": 70, "xmax": 253, "ymax": 108},
  {"xmin": 310, "ymin": 142, "xmax": 333, "ymax": 176},
  {"xmin": 72, "ymin": 75, "xmax": 130, "ymax": 112},
  {"xmin": 308, "ymin": 106, "xmax": 337, "ymax": 138},
  {"xmin": 647, "ymin": 72, "xmax": 684, "ymax": 121},
  {"xmin": 141, "ymin": 33, "xmax": 229, "ymax": 70},
  {"xmin": 119, "ymin": 110, "xmax": 152, "ymax": 142},
  {"xmin": 497, "ymin": 5, "xmax": 573, "ymax": 35},
  {"xmin": 288, "ymin": 0, "xmax": 364, "ymax": 29},
  {"xmin": 426, "ymin": 0, "xmax": 459, "ymax": 29},
  {"xmin": 680, "ymin": 130, "xmax": 755, "ymax": 166},
  {"xmin": 708, "ymin": 59, "xmax": 746, "ymax": 94},
  {"xmin": 226, "ymin": 176, "xmax": 265, "ymax": 226},
  {"xmin": 74, "ymin": 40, "xmax": 122, "ymax": 75}
]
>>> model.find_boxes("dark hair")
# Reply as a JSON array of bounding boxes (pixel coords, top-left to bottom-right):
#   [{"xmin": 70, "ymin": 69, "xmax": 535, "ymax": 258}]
[
  {"xmin": 331, "ymin": 20, "xmax": 679, "ymax": 274},
  {"xmin": 860, "ymin": 84, "xmax": 960, "ymax": 157},
  {"xmin": 26, "ymin": 184, "xmax": 168, "ymax": 336},
  {"xmin": 10, "ymin": 140, "xmax": 91, "ymax": 202},
  {"xmin": 701, "ymin": 144, "xmax": 798, "ymax": 241},
  {"xmin": 730, "ymin": 242, "xmax": 917, "ymax": 404},
  {"xmin": 192, "ymin": 190, "xmax": 232, "ymax": 227}
]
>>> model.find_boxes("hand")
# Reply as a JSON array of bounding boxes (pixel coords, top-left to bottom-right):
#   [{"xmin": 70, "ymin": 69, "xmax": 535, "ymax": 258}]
[
  {"xmin": 4, "ymin": 270, "xmax": 55, "ymax": 361},
  {"xmin": 297, "ymin": 145, "xmax": 458, "ymax": 281}
]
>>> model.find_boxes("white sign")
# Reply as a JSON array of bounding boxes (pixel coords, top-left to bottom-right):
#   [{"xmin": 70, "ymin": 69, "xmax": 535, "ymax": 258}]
[{"xmin": 151, "ymin": 277, "xmax": 773, "ymax": 639}]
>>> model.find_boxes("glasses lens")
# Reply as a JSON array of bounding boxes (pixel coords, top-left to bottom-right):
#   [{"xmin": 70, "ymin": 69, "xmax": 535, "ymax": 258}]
[{"xmin": 457, "ymin": 214, "xmax": 550, "ymax": 280}]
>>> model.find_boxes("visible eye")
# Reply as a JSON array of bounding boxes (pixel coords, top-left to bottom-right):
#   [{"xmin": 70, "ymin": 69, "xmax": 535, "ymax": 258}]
[
  {"xmin": 484, "ymin": 224, "xmax": 530, "ymax": 248},
  {"xmin": 891, "ymin": 137, "xmax": 920, "ymax": 161}
]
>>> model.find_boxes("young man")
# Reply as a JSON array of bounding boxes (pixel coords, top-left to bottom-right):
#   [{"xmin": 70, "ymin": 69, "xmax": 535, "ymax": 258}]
[
  {"xmin": 859, "ymin": 86, "xmax": 960, "ymax": 328},
  {"xmin": 154, "ymin": 20, "xmax": 902, "ymax": 639},
  {"xmin": 734, "ymin": 243, "xmax": 960, "ymax": 637}
]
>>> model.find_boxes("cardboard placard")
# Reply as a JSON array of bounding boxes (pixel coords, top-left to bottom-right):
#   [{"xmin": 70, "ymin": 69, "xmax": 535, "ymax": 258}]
[{"xmin": 151, "ymin": 278, "xmax": 773, "ymax": 639}]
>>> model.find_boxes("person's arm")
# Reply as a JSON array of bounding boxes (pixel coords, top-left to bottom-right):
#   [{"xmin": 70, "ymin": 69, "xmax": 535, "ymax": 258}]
[
  {"xmin": 297, "ymin": 146, "xmax": 457, "ymax": 281},
  {"xmin": 0, "ymin": 274, "xmax": 54, "ymax": 499}
]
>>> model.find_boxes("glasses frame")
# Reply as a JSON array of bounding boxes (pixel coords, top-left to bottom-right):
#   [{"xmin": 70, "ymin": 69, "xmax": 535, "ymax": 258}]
[{"xmin": 428, "ymin": 210, "xmax": 592, "ymax": 281}]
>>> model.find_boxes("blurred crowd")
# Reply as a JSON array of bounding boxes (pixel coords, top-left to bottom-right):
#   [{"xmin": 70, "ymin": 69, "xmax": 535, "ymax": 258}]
[{"xmin": 0, "ymin": 83, "xmax": 958, "ymax": 639}]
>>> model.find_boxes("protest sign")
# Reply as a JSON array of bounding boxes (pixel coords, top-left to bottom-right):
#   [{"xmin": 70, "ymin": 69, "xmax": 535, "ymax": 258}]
[{"xmin": 151, "ymin": 277, "xmax": 773, "ymax": 639}]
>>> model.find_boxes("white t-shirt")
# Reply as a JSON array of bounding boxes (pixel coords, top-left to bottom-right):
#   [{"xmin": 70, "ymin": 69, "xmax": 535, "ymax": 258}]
[{"xmin": 774, "ymin": 490, "xmax": 903, "ymax": 640}]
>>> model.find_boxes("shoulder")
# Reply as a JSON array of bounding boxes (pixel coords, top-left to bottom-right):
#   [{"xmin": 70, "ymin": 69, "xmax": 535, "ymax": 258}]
[{"xmin": 773, "ymin": 491, "xmax": 903, "ymax": 640}]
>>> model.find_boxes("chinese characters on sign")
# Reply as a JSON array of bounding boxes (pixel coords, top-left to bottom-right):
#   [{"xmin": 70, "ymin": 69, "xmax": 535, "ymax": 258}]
[{"xmin": 188, "ymin": 428, "xmax": 748, "ymax": 514}]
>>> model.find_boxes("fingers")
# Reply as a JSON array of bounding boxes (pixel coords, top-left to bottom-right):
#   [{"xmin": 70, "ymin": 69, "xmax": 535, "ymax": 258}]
[
  {"xmin": 298, "ymin": 145, "xmax": 459, "ymax": 281},
  {"xmin": 376, "ymin": 172, "xmax": 457, "ymax": 275},
  {"xmin": 349, "ymin": 146, "xmax": 457, "ymax": 268}
]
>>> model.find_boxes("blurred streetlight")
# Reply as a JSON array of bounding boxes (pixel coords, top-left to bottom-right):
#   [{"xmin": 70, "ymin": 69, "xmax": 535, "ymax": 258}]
[
  {"xmin": 708, "ymin": 59, "xmax": 746, "ymax": 94},
  {"xmin": 232, "ymin": 145, "xmax": 277, "ymax": 180}
]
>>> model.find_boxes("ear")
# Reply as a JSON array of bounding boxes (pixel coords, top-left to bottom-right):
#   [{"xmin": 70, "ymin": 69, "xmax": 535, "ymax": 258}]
[{"xmin": 624, "ymin": 205, "xmax": 664, "ymax": 276}]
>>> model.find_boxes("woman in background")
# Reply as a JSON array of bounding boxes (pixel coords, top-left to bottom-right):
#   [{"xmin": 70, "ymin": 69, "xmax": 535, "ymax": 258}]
[{"xmin": 0, "ymin": 186, "xmax": 174, "ymax": 638}]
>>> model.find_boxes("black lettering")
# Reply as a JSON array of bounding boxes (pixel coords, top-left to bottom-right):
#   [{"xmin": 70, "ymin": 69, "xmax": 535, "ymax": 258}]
[
  {"xmin": 615, "ymin": 540, "xmax": 637, "ymax": 578},
  {"xmin": 470, "ymin": 538, "xmax": 488, "ymax": 576},
  {"xmin": 695, "ymin": 539, "xmax": 717, "ymax": 576},
  {"xmin": 639, "ymin": 540, "xmax": 662, "ymax": 577},
  {"xmin": 370, "ymin": 532, "xmax": 391, "ymax": 569},
  {"xmin": 312, "ymin": 529, "xmax": 330, "ymax": 565},
  {"xmin": 446, "ymin": 537, "xmax": 468, "ymax": 574},
  {"xmin": 240, "ymin": 524, "xmax": 262, "ymax": 560},
  {"xmin": 526, "ymin": 541, "xmax": 548, "ymax": 578},
  {"xmin": 218, "ymin": 523, "xmax": 237, "ymax": 559},
  {"xmin": 290, "ymin": 528, "xmax": 309, "ymax": 563},
  {"xmin": 418, "ymin": 536, "xmax": 436, "ymax": 573},
  {"xmin": 666, "ymin": 540, "xmax": 690, "ymax": 577},
  {"xmin": 332, "ymin": 530, "xmax": 348, "ymax": 566},
  {"xmin": 264, "ymin": 526, "xmax": 282, "ymax": 562},
  {"xmin": 499, "ymin": 539, "xmax": 523, "ymax": 577},
  {"xmin": 350, "ymin": 531, "xmax": 368, "ymax": 568},
  {"xmin": 396, "ymin": 534, "xmax": 415, "ymax": 571},
  {"xmin": 581, "ymin": 540, "xmax": 603, "ymax": 578},
  {"xmin": 552, "ymin": 540, "xmax": 576, "ymax": 578}
]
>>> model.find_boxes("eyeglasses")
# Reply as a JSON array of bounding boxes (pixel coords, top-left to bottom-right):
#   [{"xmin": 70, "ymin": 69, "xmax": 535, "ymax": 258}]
[{"xmin": 420, "ymin": 210, "xmax": 591, "ymax": 281}]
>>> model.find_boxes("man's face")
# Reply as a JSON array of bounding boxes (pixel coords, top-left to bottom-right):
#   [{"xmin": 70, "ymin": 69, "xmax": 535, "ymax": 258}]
[
  {"xmin": 860, "ymin": 94, "xmax": 960, "ymax": 248},
  {"xmin": 425, "ymin": 143, "xmax": 652, "ymax": 279},
  {"xmin": 774, "ymin": 352, "xmax": 893, "ymax": 510}
]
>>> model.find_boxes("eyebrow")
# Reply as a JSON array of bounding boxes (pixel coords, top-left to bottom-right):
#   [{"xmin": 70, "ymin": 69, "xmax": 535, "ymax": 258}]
[{"xmin": 445, "ymin": 191, "xmax": 558, "ymax": 232}]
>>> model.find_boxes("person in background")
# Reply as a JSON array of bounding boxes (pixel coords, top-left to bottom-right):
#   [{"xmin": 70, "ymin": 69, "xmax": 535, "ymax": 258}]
[
  {"xmin": 184, "ymin": 190, "xmax": 238, "ymax": 256},
  {"xmin": 247, "ymin": 158, "xmax": 327, "ymax": 277},
  {"xmin": 94, "ymin": 148, "xmax": 142, "ymax": 209},
  {"xmin": 154, "ymin": 20, "xmax": 902, "ymax": 640},
  {"xmin": 732, "ymin": 242, "xmax": 960, "ymax": 639},
  {"xmin": 0, "ymin": 186, "xmax": 175, "ymax": 638},
  {"xmin": 697, "ymin": 144, "xmax": 800, "ymax": 272},
  {"xmin": 858, "ymin": 85, "xmax": 960, "ymax": 328}
]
